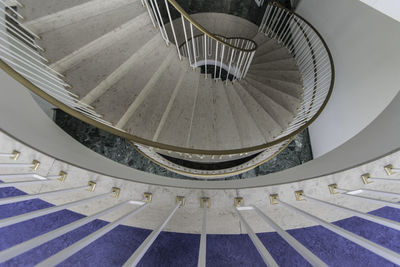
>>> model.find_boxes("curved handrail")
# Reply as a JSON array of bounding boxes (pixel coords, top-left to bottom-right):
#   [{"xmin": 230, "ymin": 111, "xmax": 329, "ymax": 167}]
[
  {"xmin": 0, "ymin": 1, "xmax": 334, "ymax": 158},
  {"xmin": 178, "ymin": 33, "xmax": 257, "ymax": 50},
  {"xmin": 167, "ymin": 0, "xmax": 257, "ymax": 53}
]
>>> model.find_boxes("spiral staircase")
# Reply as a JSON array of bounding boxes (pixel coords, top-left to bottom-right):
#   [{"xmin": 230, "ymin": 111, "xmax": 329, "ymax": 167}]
[
  {"xmin": 0, "ymin": 0, "xmax": 333, "ymax": 178},
  {"xmin": 0, "ymin": 0, "xmax": 400, "ymax": 266}
]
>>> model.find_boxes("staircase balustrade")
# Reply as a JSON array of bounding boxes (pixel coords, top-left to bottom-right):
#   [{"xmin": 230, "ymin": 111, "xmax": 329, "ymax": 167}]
[{"xmin": 1, "ymin": 150, "xmax": 400, "ymax": 265}]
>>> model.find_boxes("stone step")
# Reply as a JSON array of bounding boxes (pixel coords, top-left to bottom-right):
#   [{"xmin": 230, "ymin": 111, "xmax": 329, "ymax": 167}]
[
  {"xmin": 24, "ymin": 0, "xmax": 138, "ymax": 34},
  {"xmin": 248, "ymin": 69, "xmax": 302, "ymax": 84},
  {"xmin": 19, "ymin": 0, "xmax": 93, "ymax": 22},
  {"xmin": 254, "ymin": 38, "xmax": 282, "ymax": 57},
  {"xmin": 245, "ymin": 76, "xmax": 301, "ymax": 114},
  {"xmin": 91, "ymin": 36, "xmax": 172, "ymax": 125},
  {"xmin": 233, "ymin": 82, "xmax": 282, "ymax": 141},
  {"xmin": 211, "ymin": 81, "xmax": 242, "ymax": 150},
  {"xmin": 156, "ymin": 68, "xmax": 201, "ymax": 147},
  {"xmin": 246, "ymin": 73, "xmax": 303, "ymax": 99},
  {"xmin": 187, "ymin": 77, "xmax": 216, "ymax": 150},
  {"xmin": 50, "ymin": 12, "xmax": 151, "ymax": 73},
  {"xmin": 252, "ymin": 46, "xmax": 292, "ymax": 65},
  {"xmin": 250, "ymin": 57, "xmax": 298, "ymax": 71},
  {"xmin": 225, "ymin": 83, "xmax": 266, "ymax": 147},
  {"xmin": 69, "ymin": 27, "xmax": 158, "ymax": 104},
  {"xmin": 240, "ymin": 79, "xmax": 294, "ymax": 129},
  {"xmin": 37, "ymin": 1, "xmax": 145, "ymax": 63},
  {"xmin": 115, "ymin": 51, "xmax": 176, "ymax": 129},
  {"xmin": 123, "ymin": 56, "xmax": 184, "ymax": 140}
]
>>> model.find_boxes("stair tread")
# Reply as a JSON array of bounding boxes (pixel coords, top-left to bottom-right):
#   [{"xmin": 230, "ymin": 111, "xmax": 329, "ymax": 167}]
[
  {"xmin": 246, "ymin": 73, "xmax": 303, "ymax": 99},
  {"xmin": 225, "ymin": 83, "xmax": 266, "ymax": 147},
  {"xmin": 92, "ymin": 36, "xmax": 172, "ymax": 124},
  {"xmin": 245, "ymin": 76, "xmax": 301, "ymax": 114},
  {"xmin": 253, "ymin": 47, "xmax": 293, "ymax": 64},
  {"xmin": 156, "ymin": 69, "xmax": 201, "ymax": 148},
  {"xmin": 240, "ymin": 80, "xmax": 294, "ymax": 129},
  {"xmin": 123, "ymin": 57, "xmax": 184, "ymax": 139},
  {"xmin": 233, "ymin": 82, "xmax": 282, "ymax": 141},
  {"xmin": 62, "ymin": 18, "xmax": 157, "ymax": 101},
  {"xmin": 187, "ymin": 77, "xmax": 216, "ymax": 150},
  {"xmin": 250, "ymin": 57, "xmax": 299, "ymax": 71},
  {"xmin": 19, "ymin": 0, "xmax": 93, "ymax": 22},
  {"xmin": 248, "ymin": 69, "xmax": 302, "ymax": 84},
  {"xmin": 254, "ymin": 37, "xmax": 282, "ymax": 56},
  {"xmin": 211, "ymin": 81, "xmax": 242, "ymax": 150},
  {"xmin": 38, "ymin": 1, "xmax": 146, "ymax": 63}
]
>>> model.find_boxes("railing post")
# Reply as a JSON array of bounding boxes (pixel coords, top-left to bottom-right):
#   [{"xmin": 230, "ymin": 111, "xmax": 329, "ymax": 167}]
[
  {"xmin": 234, "ymin": 197, "xmax": 278, "ymax": 267},
  {"xmin": 36, "ymin": 201, "xmax": 149, "ymax": 267},
  {"xmin": 123, "ymin": 196, "xmax": 185, "ymax": 266},
  {"xmin": 0, "ymin": 150, "xmax": 20, "ymax": 160},
  {"xmin": 181, "ymin": 16, "xmax": 192, "ymax": 67},
  {"xmin": 0, "ymin": 183, "xmax": 95, "ymax": 205},
  {"xmin": 164, "ymin": 0, "xmax": 181, "ymax": 60},
  {"xmin": 0, "ymin": 187, "xmax": 119, "ymax": 228},
  {"xmin": 0, "ymin": 199, "xmax": 141, "ymax": 263},
  {"xmin": 0, "ymin": 159, "xmax": 40, "ymax": 170},
  {"xmin": 275, "ymin": 193, "xmax": 400, "ymax": 265},
  {"xmin": 302, "ymin": 193, "xmax": 400, "ymax": 231},
  {"xmin": 190, "ymin": 23, "xmax": 197, "ymax": 68},
  {"xmin": 198, "ymin": 197, "xmax": 210, "ymax": 267},
  {"xmin": 329, "ymin": 184, "xmax": 400, "ymax": 209},
  {"xmin": 250, "ymin": 202, "xmax": 328, "ymax": 267}
]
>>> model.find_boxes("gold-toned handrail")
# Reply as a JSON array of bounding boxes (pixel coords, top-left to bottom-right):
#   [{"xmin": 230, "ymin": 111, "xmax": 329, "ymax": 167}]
[
  {"xmin": 178, "ymin": 33, "xmax": 257, "ymax": 50},
  {"xmin": 167, "ymin": 0, "xmax": 257, "ymax": 53}
]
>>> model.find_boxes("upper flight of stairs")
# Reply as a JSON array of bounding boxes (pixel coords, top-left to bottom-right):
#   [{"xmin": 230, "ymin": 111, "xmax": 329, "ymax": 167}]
[{"xmin": 19, "ymin": 0, "xmax": 303, "ymax": 154}]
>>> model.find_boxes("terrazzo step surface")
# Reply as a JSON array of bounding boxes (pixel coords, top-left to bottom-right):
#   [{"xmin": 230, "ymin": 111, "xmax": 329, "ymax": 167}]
[
  {"xmin": 19, "ymin": 0, "xmax": 93, "ymax": 21},
  {"xmin": 36, "ymin": 1, "xmax": 145, "ymax": 63},
  {"xmin": 245, "ymin": 76, "xmax": 301, "ymax": 114}
]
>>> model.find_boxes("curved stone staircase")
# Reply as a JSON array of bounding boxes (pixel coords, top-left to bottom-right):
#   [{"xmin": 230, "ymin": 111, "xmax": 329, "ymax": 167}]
[{"xmin": 20, "ymin": 0, "xmax": 302, "ymax": 153}]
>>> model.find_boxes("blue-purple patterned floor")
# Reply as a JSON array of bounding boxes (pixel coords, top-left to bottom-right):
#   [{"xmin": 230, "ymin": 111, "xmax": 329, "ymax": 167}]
[{"xmin": 0, "ymin": 185, "xmax": 399, "ymax": 266}]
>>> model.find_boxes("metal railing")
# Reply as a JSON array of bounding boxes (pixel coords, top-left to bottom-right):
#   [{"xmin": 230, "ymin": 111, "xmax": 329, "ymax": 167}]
[
  {"xmin": 257, "ymin": 2, "xmax": 334, "ymax": 142},
  {"xmin": 0, "ymin": 1, "xmax": 116, "ymax": 129},
  {"xmin": 1, "ymin": 148, "xmax": 400, "ymax": 265},
  {"xmin": 178, "ymin": 33, "xmax": 257, "ymax": 81},
  {"xmin": 142, "ymin": 0, "xmax": 257, "ymax": 81}
]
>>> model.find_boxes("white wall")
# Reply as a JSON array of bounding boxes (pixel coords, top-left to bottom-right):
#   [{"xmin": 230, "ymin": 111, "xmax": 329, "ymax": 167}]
[
  {"xmin": 297, "ymin": 0, "xmax": 400, "ymax": 157},
  {"xmin": 360, "ymin": 0, "xmax": 400, "ymax": 22}
]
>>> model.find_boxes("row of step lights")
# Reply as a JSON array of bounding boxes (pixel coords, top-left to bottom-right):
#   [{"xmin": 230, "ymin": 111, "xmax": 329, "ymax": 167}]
[{"xmin": 1, "ymin": 150, "xmax": 400, "ymax": 265}]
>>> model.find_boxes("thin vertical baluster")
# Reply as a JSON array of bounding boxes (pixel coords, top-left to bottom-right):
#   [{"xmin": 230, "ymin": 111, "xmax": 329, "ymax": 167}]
[
  {"xmin": 143, "ymin": 0, "xmax": 157, "ymax": 28},
  {"xmin": 148, "ymin": 0, "xmax": 166, "ymax": 42},
  {"xmin": 204, "ymin": 34, "xmax": 207, "ymax": 78},
  {"xmin": 164, "ymin": 0, "xmax": 181, "ymax": 60},
  {"xmin": 266, "ymin": 6, "xmax": 278, "ymax": 35},
  {"xmin": 154, "ymin": 0, "xmax": 169, "ymax": 44},
  {"xmin": 226, "ymin": 49, "xmax": 234, "ymax": 84},
  {"xmin": 181, "ymin": 15, "xmax": 192, "ymax": 66},
  {"xmin": 219, "ymin": 45, "xmax": 225, "ymax": 79},
  {"xmin": 214, "ymin": 42, "xmax": 219, "ymax": 79},
  {"xmin": 274, "ymin": 11, "xmax": 289, "ymax": 40},
  {"xmin": 190, "ymin": 23, "xmax": 197, "ymax": 67}
]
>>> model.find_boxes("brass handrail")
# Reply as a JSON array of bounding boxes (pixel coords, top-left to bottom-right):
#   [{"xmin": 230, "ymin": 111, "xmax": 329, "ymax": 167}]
[
  {"xmin": 166, "ymin": 0, "xmax": 257, "ymax": 53},
  {"xmin": 178, "ymin": 33, "xmax": 257, "ymax": 50}
]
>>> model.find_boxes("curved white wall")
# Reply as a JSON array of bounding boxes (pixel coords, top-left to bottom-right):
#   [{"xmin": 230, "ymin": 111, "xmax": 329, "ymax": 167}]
[{"xmin": 297, "ymin": 0, "xmax": 400, "ymax": 157}]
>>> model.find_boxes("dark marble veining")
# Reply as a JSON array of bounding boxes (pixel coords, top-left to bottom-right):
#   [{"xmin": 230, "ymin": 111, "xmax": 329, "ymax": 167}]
[
  {"xmin": 1, "ymin": 185, "xmax": 399, "ymax": 266},
  {"xmin": 54, "ymin": 109, "xmax": 313, "ymax": 180}
]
